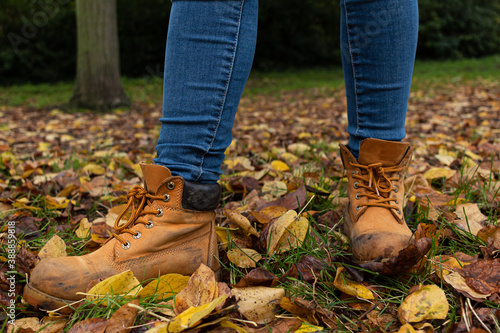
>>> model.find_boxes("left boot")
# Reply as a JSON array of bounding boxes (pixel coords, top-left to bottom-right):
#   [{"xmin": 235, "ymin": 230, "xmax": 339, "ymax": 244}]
[{"xmin": 340, "ymin": 138, "xmax": 414, "ymax": 263}]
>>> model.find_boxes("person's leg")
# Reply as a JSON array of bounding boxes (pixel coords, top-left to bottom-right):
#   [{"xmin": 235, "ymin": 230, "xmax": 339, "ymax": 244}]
[
  {"xmin": 154, "ymin": 0, "xmax": 258, "ymax": 183},
  {"xmin": 340, "ymin": 0, "xmax": 418, "ymax": 158},
  {"xmin": 23, "ymin": 0, "xmax": 258, "ymax": 311},
  {"xmin": 339, "ymin": 0, "xmax": 419, "ymax": 265}
]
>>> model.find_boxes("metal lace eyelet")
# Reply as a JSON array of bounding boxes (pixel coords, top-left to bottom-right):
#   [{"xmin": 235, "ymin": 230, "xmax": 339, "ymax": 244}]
[
  {"xmin": 396, "ymin": 174, "xmax": 401, "ymax": 180},
  {"xmin": 394, "ymin": 185, "xmax": 399, "ymax": 193},
  {"xmin": 121, "ymin": 241, "xmax": 131, "ymax": 250},
  {"xmin": 355, "ymin": 193, "xmax": 360, "ymax": 200},
  {"xmin": 156, "ymin": 208, "xmax": 164, "ymax": 217},
  {"xmin": 145, "ymin": 220, "xmax": 154, "ymax": 229},
  {"xmin": 356, "ymin": 205, "xmax": 360, "ymax": 211},
  {"xmin": 353, "ymin": 182, "xmax": 359, "ymax": 189},
  {"xmin": 167, "ymin": 181, "xmax": 175, "ymax": 190},
  {"xmin": 395, "ymin": 200, "xmax": 399, "ymax": 204},
  {"xmin": 163, "ymin": 193, "xmax": 170, "ymax": 202},
  {"xmin": 396, "ymin": 209, "xmax": 401, "ymax": 214},
  {"xmin": 133, "ymin": 231, "xmax": 141, "ymax": 239}
]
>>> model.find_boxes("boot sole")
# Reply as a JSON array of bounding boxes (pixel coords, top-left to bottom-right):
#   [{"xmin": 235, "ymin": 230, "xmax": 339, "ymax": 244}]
[{"xmin": 23, "ymin": 283, "xmax": 82, "ymax": 314}]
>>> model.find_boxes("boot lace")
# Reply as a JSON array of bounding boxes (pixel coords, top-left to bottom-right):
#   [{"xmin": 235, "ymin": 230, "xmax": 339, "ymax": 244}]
[
  {"xmin": 111, "ymin": 185, "xmax": 165, "ymax": 247},
  {"xmin": 351, "ymin": 162, "xmax": 404, "ymax": 218}
]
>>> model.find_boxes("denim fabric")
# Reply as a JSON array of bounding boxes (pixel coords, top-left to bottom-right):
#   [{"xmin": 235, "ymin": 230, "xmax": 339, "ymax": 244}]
[
  {"xmin": 341, "ymin": 0, "xmax": 418, "ymax": 158},
  {"xmin": 154, "ymin": 0, "xmax": 258, "ymax": 183}
]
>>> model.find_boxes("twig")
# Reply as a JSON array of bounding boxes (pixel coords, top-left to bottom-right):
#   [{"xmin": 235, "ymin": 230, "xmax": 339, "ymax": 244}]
[{"xmin": 467, "ymin": 298, "xmax": 492, "ymax": 333}]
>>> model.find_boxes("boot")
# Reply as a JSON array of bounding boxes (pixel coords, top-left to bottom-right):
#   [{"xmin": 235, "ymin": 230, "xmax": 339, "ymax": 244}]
[
  {"xmin": 340, "ymin": 138, "xmax": 414, "ymax": 263},
  {"xmin": 23, "ymin": 163, "xmax": 221, "ymax": 311}
]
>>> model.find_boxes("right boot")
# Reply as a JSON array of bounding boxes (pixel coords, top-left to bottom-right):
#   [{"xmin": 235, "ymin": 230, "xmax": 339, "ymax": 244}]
[{"xmin": 23, "ymin": 163, "xmax": 221, "ymax": 312}]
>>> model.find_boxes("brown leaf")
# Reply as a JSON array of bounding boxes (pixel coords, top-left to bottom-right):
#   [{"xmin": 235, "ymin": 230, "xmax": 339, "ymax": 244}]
[
  {"xmin": 279, "ymin": 296, "xmax": 319, "ymax": 325},
  {"xmin": 105, "ymin": 300, "xmax": 139, "ymax": 333},
  {"xmin": 234, "ymin": 267, "xmax": 278, "ymax": 288},
  {"xmin": 245, "ymin": 318, "xmax": 302, "ymax": 333},
  {"xmin": 257, "ymin": 184, "xmax": 307, "ymax": 211},
  {"xmin": 174, "ymin": 264, "xmax": 218, "ymax": 315},
  {"xmin": 460, "ymin": 259, "xmax": 500, "ymax": 294},
  {"xmin": 296, "ymin": 255, "xmax": 331, "ymax": 283},
  {"xmin": 359, "ymin": 238, "xmax": 432, "ymax": 275},
  {"xmin": 67, "ymin": 318, "xmax": 109, "ymax": 333},
  {"xmin": 16, "ymin": 247, "xmax": 39, "ymax": 276}
]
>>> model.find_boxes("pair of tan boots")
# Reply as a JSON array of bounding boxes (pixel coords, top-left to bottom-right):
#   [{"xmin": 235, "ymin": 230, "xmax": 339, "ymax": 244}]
[{"xmin": 23, "ymin": 139, "xmax": 413, "ymax": 311}]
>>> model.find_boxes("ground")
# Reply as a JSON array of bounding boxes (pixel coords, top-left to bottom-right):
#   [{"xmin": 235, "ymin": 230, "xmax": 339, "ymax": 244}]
[{"xmin": 0, "ymin": 56, "xmax": 499, "ymax": 332}]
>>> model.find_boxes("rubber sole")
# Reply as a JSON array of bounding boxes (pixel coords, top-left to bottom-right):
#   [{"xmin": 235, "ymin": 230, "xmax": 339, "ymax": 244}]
[{"xmin": 23, "ymin": 283, "xmax": 83, "ymax": 314}]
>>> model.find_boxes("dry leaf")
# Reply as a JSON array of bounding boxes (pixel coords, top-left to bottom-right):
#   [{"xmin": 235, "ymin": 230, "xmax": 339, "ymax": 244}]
[
  {"xmin": 223, "ymin": 209, "xmax": 259, "ymax": 237},
  {"xmin": 138, "ymin": 274, "xmax": 190, "ymax": 300},
  {"xmin": 84, "ymin": 270, "xmax": 141, "ymax": 303},
  {"xmin": 231, "ymin": 286, "xmax": 285, "ymax": 324},
  {"xmin": 333, "ymin": 267, "xmax": 375, "ymax": 300},
  {"xmin": 235, "ymin": 267, "xmax": 278, "ymax": 288},
  {"xmin": 83, "ymin": 163, "xmax": 106, "ymax": 175},
  {"xmin": 423, "ymin": 167, "xmax": 456, "ymax": 180},
  {"xmin": 7, "ymin": 317, "xmax": 67, "ymax": 333},
  {"xmin": 270, "ymin": 160, "xmax": 290, "ymax": 172},
  {"xmin": 227, "ymin": 248, "xmax": 262, "ymax": 268},
  {"xmin": 279, "ymin": 296, "xmax": 319, "ymax": 325},
  {"xmin": 174, "ymin": 264, "xmax": 218, "ymax": 315},
  {"xmin": 267, "ymin": 210, "xmax": 309, "ymax": 254},
  {"xmin": 398, "ymin": 284, "xmax": 449, "ymax": 324},
  {"xmin": 105, "ymin": 299, "xmax": 139, "ymax": 333},
  {"xmin": 75, "ymin": 217, "xmax": 91, "ymax": 238},
  {"xmin": 443, "ymin": 272, "xmax": 491, "ymax": 300},
  {"xmin": 67, "ymin": 318, "xmax": 109, "ymax": 333},
  {"xmin": 453, "ymin": 203, "xmax": 487, "ymax": 236},
  {"xmin": 147, "ymin": 296, "xmax": 227, "ymax": 333},
  {"xmin": 460, "ymin": 259, "xmax": 500, "ymax": 295},
  {"xmin": 262, "ymin": 180, "xmax": 288, "ymax": 197},
  {"xmin": 38, "ymin": 235, "xmax": 67, "ymax": 260}
]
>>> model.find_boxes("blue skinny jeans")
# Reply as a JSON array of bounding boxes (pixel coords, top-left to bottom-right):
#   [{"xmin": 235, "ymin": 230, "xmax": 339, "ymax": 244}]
[{"xmin": 154, "ymin": 0, "xmax": 418, "ymax": 183}]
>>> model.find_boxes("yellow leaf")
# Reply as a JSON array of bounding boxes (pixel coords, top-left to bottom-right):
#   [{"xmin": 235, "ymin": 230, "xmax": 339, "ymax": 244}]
[
  {"xmin": 267, "ymin": 210, "xmax": 309, "ymax": 254},
  {"xmin": 287, "ymin": 143, "xmax": 309, "ymax": 155},
  {"xmin": 280, "ymin": 152, "xmax": 299, "ymax": 164},
  {"xmin": 231, "ymin": 287, "xmax": 285, "ymax": 324},
  {"xmin": 83, "ymin": 163, "xmax": 106, "ymax": 175},
  {"xmin": 423, "ymin": 167, "xmax": 456, "ymax": 180},
  {"xmin": 147, "ymin": 296, "xmax": 227, "ymax": 333},
  {"xmin": 397, "ymin": 324, "xmax": 417, "ymax": 333},
  {"xmin": 215, "ymin": 226, "xmax": 238, "ymax": 250},
  {"xmin": 220, "ymin": 320, "xmax": 249, "ymax": 333},
  {"xmin": 84, "ymin": 270, "xmax": 142, "ymax": 303},
  {"xmin": 398, "ymin": 285, "xmax": 449, "ymax": 324},
  {"xmin": 227, "ymin": 248, "xmax": 262, "ymax": 268},
  {"xmin": 75, "ymin": 218, "xmax": 91, "ymax": 238},
  {"xmin": 223, "ymin": 209, "xmax": 259, "ymax": 237},
  {"xmin": 333, "ymin": 267, "xmax": 374, "ymax": 300},
  {"xmin": 453, "ymin": 203, "xmax": 487, "ymax": 236},
  {"xmin": 45, "ymin": 196, "xmax": 75, "ymax": 210},
  {"xmin": 138, "ymin": 274, "xmax": 190, "ymax": 300},
  {"xmin": 12, "ymin": 197, "xmax": 41, "ymax": 211},
  {"xmin": 295, "ymin": 323, "xmax": 325, "ymax": 332},
  {"xmin": 38, "ymin": 235, "xmax": 67, "ymax": 260},
  {"xmin": 270, "ymin": 160, "xmax": 290, "ymax": 172},
  {"xmin": 37, "ymin": 142, "xmax": 51, "ymax": 152}
]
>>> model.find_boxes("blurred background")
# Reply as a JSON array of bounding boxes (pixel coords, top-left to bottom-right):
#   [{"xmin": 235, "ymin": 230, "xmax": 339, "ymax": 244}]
[{"xmin": 1, "ymin": 0, "xmax": 499, "ymax": 85}]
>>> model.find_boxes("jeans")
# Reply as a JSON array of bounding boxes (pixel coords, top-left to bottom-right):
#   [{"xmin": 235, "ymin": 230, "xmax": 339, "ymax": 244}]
[{"xmin": 155, "ymin": 0, "xmax": 418, "ymax": 182}]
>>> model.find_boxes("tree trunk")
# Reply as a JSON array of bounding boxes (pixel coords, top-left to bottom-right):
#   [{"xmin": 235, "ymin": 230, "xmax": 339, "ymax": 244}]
[{"xmin": 70, "ymin": 0, "xmax": 129, "ymax": 110}]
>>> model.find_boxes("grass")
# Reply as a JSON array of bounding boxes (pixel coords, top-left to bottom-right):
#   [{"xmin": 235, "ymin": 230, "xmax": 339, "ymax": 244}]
[{"xmin": 0, "ymin": 55, "xmax": 499, "ymax": 108}]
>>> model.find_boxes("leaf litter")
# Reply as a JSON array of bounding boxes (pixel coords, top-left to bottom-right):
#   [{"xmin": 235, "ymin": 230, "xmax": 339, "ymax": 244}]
[{"xmin": 1, "ymin": 80, "xmax": 500, "ymax": 332}]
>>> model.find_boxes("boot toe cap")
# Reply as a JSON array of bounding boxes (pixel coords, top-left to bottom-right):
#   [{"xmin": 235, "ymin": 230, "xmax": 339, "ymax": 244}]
[{"xmin": 351, "ymin": 231, "xmax": 412, "ymax": 262}]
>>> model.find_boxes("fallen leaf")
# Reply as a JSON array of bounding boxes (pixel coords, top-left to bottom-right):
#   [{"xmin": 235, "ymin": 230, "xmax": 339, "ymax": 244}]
[
  {"xmin": 267, "ymin": 210, "xmax": 309, "ymax": 254},
  {"xmin": 67, "ymin": 318, "xmax": 109, "ymax": 333},
  {"xmin": 443, "ymin": 272, "xmax": 491, "ymax": 300},
  {"xmin": 138, "ymin": 274, "xmax": 190, "ymax": 300},
  {"xmin": 223, "ymin": 209, "xmax": 259, "ymax": 237},
  {"xmin": 423, "ymin": 167, "xmax": 456, "ymax": 180},
  {"xmin": 83, "ymin": 163, "xmax": 106, "ymax": 175},
  {"xmin": 257, "ymin": 184, "xmax": 307, "ymax": 211},
  {"xmin": 75, "ymin": 217, "xmax": 91, "ymax": 238},
  {"xmin": 397, "ymin": 323, "xmax": 417, "ymax": 333},
  {"xmin": 84, "ymin": 270, "xmax": 141, "ymax": 303},
  {"xmin": 294, "ymin": 322, "xmax": 325, "ymax": 332},
  {"xmin": 279, "ymin": 296, "xmax": 319, "ymax": 325},
  {"xmin": 249, "ymin": 206, "xmax": 287, "ymax": 224},
  {"xmin": 398, "ymin": 284, "xmax": 449, "ymax": 324},
  {"xmin": 295, "ymin": 255, "xmax": 331, "ymax": 283},
  {"xmin": 105, "ymin": 299, "xmax": 139, "ymax": 333},
  {"xmin": 270, "ymin": 160, "xmax": 290, "ymax": 172},
  {"xmin": 333, "ymin": 267, "xmax": 375, "ymax": 300},
  {"xmin": 227, "ymin": 248, "xmax": 262, "ymax": 268},
  {"xmin": 174, "ymin": 264, "xmax": 218, "ymax": 315},
  {"xmin": 460, "ymin": 259, "xmax": 500, "ymax": 295},
  {"xmin": 262, "ymin": 180, "xmax": 288, "ymax": 197},
  {"xmin": 234, "ymin": 267, "xmax": 278, "ymax": 288},
  {"xmin": 7, "ymin": 316, "xmax": 67, "ymax": 333},
  {"xmin": 38, "ymin": 235, "xmax": 67, "ymax": 260},
  {"xmin": 148, "ymin": 296, "xmax": 227, "ymax": 333},
  {"xmin": 453, "ymin": 203, "xmax": 487, "ymax": 236},
  {"xmin": 231, "ymin": 286, "xmax": 285, "ymax": 324}
]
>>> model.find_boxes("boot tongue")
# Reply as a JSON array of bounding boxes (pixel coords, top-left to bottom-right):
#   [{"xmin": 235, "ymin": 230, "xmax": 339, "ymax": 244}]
[
  {"xmin": 358, "ymin": 139, "xmax": 410, "ymax": 166},
  {"xmin": 140, "ymin": 163, "xmax": 172, "ymax": 194}
]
